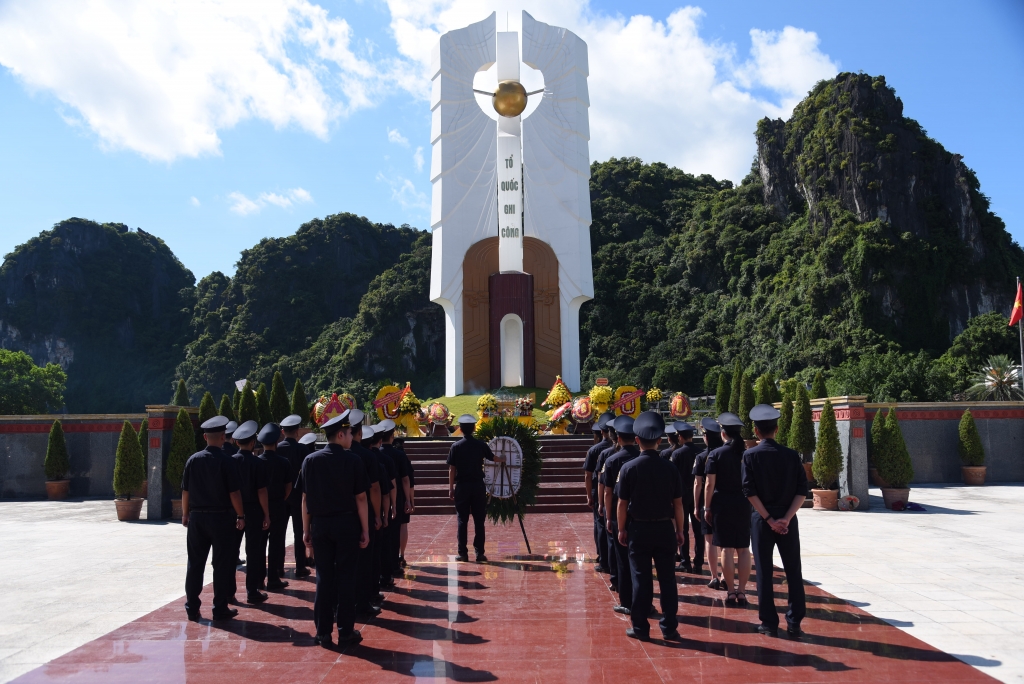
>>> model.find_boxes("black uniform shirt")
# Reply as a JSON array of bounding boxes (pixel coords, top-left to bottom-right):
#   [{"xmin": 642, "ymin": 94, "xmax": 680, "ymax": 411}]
[
  {"xmin": 446, "ymin": 436, "xmax": 493, "ymax": 483},
  {"xmin": 232, "ymin": 450, "xmax": 268, "ymax": 505},
  {"xmin": 258, "ymin": 450, "xmax": 291, "ymax": 503},
  {"xmin": 670, "ymin": 442, "xmax": 700, "ymax": 506},
  {"xmin": 394, "ymin": 444, "xmax": 416, "ymax": 487},
  {"xmin": 223, "ymin": 442, "xmax": 239, "ymax": 457},
  {"xmin": 594, "ymin": 443, "xmax": 619, "ymax": 485},
  {"xmin": 705, "ymin": 441, "xmax": 746, "ymax": 505},
  {"xmin": 382, "ymin": 444, "xmax": 409, "ymax": 506},
  {"xmin": 366, "ymin": 442, "xmax": 395, "ymax": 495},
  {"xmin": 615, "ymin": 450, "xmax": 683, "ymax": 521},
  {"xmin": 741, "ymin": 439, "xmax": 809, "ymax": 518},
  {"xmin": 692, "ymin": 447, "xmax": 711, "ymax": 508},
  {"xmin": 181, "ymin": 446, "xmax": 240, "ymax": 509},
  {"xmin": 278, "ymin": 437, "xmax": 304, "ymax": 506},
  {"xmin": 294, "ymin": 443, "xmax": 369, "ymax": 517},
  {"xmin": 583, "ymin": 438, "xmax": 612, "ymax": 499},
  {"xmin": 383, "ymin": 443, "xmax": 413, "ymax": 488},
  {"xmin": 600, "ymin": 444, "xmax": 640, "ymax": 522},
  {"xmin": 659, "ymin": 442, "xmax": 675, "ymax": 459}
]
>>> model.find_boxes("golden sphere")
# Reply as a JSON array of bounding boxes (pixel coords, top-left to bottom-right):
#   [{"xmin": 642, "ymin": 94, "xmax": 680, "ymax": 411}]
[{"xmin": 492, "ymin": 80, "xmax": 528, "ymax": 118}]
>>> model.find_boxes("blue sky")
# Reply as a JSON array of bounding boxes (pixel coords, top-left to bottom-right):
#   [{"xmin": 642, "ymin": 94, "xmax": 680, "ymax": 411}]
[{"xmin": 1, "ymin": 0, "xmax": 1022, "ymax": 280}]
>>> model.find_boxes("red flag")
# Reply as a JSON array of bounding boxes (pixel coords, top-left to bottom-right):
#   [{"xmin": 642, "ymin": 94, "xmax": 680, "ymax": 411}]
[{"xmin": 1010, "ymin": 282, "xmax": 1023, "ymax": 327}]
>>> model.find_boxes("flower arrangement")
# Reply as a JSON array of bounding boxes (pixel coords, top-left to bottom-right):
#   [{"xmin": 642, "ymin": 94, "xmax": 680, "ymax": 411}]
[
  {"xmin": 670, "ymin": 392, "xmax": 691, "ymax": 418},
  {"xmin": 588, "ymin": 385, "xmax": 612, "ymax": 405},
  {"xmin": 477, "ymin": 393, "xmax": 499, "ymax": 416},
  {"xmin": 427, "ymin": 402, "xmax": 450, "ymax": 425},
  {"xmin": 543, "ymin": 375, "xmax": 573, "ymax": 407},
  {"xmin": 397, "ymin": 383, "xmax": 421, "ymax": 415},
  {"xmin": 548, "ymin": 401, "xmax": 572, "ymax": 424},
  {"xmin": 515, "ymin": 396, "xmax": 534, "ymax": 416},
  {"xmin": 646, "ymin": 387, "xmax": 663, "ymax": 403},
  {"xmin": 571, "ymin": 395, "xmax": 594, "ymax": 422},
  {"xmin": 338, "ymin": 393, "xmax": 357, "ymax": 410}
]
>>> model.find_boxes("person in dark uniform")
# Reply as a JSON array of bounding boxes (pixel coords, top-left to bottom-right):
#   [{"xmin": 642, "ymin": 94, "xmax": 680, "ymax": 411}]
[
  {"xmin": 593, "ymin": 412, "xmax": 619, "ymax": 591},
  {"xmin": 615, "ymin": 411, "xmax": 684, "ymax": 641},
  {"xmin": 278, "ymin": 415, "xmax": 311, "ymax": 577},
  {"xmin": 231, "ymin": 420, "xmax": 271, "ymax": 604},
  {"xmin": 297, "ymin": 431, "xmax": 319, "ymax": 569},
  {"xmin": 345, "ymin": 413, "xmax": 384, "ymax": 617},
  {"xmin": 694, "ymin": 417, "xmax": 725, "ymax": 589},
  {"xmin": 181, "ymin": 416, "xmax": 246, "ymax": 621},
  {"xmin": 447, "ymin": 414, "xmax": 502, "ymax": 562},
  {"xmin": 583, "ymin": 414, "xmax": 612, "ymax": 573},
  {"xmin": 601, "ymin": 415, "xmax": 640, "ymax": 614},
  {"xmin": 258, "ymin": 422, "xmax": 291, "ymax": 591},
  {"xmin": 357, "ymin": 419, "xmax": 396, "ymax": 591},
  {"xmin": 660, "ymin": 423, "xmax": 678, "ymax": 459},
  {"xmin": 294, "ymin": 410, "xmax": 370, "ymax": 647},
  {"xmin": 379, "ymin": 421, "xmax": 412, "ymax": 572},
  {"xmin": 670, "ymin": 421, "xmax": 702, "ymax": 574},
  {"xmin": 223, "ymin": 421, "xmax": 239, "ymax": 457},
  {"xmin": 367, "ymin": 426, "xmax": 400, "ymax": 583},
  {"xmin": 743, "ymin": 404, "xmax": 809, "ymax": 637},
  {"xmin": 704, "ymin": 412, "xmax": 752, "ymax": 606}
]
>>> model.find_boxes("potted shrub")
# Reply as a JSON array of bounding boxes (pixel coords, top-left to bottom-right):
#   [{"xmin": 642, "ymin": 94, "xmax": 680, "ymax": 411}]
[
  {"xmin": 958, "ymin": 408, "xmax": 986, "ymax": 485},
  {"xmin": 811, "ymin": 400, "xmax": 842, "ymax": 510},
  {"xmin": 791, "ymin": 384, "xmax": 816, "ymax": 482},
  {"xmin": 44, "ymin": 419, "xmax": 71, "ymax": 500},
  {"xmin": 137, "ymin": 418, "xmax": 149, "ymax": 498},
  {"xmin": 868, "ymin": 408, "xmax": 888, "ymax": 487},
  {"xmin": 877, "ymin": 408, "xmax": 914, "ymax": 509},
  {"xmin": 113, "ymin": 420, "xmax": 146, "ymax": 521},
  {"xmin": 166, "ymin": 408, "xmax": 195, "ymax": 519}
]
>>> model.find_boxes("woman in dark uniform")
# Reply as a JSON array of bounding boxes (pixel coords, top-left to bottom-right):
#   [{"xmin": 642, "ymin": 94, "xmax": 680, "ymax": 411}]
[
  {"xmin": 703, "ymin": 413, "xmax": 752, "ymax": 605},
  {"xmin": 693, "ymin": 417, "xmax": 724, "ymax": 589}
]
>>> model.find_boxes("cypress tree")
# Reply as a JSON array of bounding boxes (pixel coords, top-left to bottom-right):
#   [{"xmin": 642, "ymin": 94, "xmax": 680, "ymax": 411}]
[
  {"xmin": 790, "ymin": 383, "xmax": 816, "ymax": 461},
  {"xmin": 777, "ymin": 386, "xmax": 794, "ymax": 447},
  {"xmin": 219, "ymin": 394, "xmax": 236, "ymax": 423},
  {"xmin": 256, "ymin": 382, "xmax": 272, "ymax": 426},
  {"xmin": 44, "ymin": 419, "xmax": 70, "ymax": 481},
  {"xmin": 878, "ymin": 409, "xmax": 913, "ymax": 488},
  {"xmin": 269, "ymin": 371, "xmax": 290, "ymax": 423},
  {"xmin": 715, "ymin": 371, "xmax": 731, "ymax": 414},
  {"xmin": 729, "ymin": 358, "xmax": 743, "ymax": 414},
  {"xmin": 811, "ymin": 371, "xmax": 827, "ymax": 399},
  {"xmin": 957, "ymin": 409, "xmax": 985, "ymax": 467},
  {"xmin": 138, "ymin": 418, "xmax": 149, "ymax": 472},
  {"xmin": 768, "ymin": 372, "xmax": 781, "ymax": 403},
  {"xmin": 753, "ymin": 373, "xmax": 774, "ymax": 406},
  {"xmin": 166, "ymin": 408, "xmax": 194, "ymax": 496},
  {"xmin": 291, "ymin": 379, "xmax": 310, "ymax": 427},
  {"xmin": 232, "ymin": 388, "xmax": 242, "ymax": 417},
  {"xmin": 812, "ymin": 400, "xmax": 842, "ymax": 489},
  {"xmin": 239, "ymin": 381, "xmax": 259, "ymax": 424},
  {"xmin": 113, "ymin": 420, "xmax": 145, "ymax": 498},
  {"xmin": 196, "ymin": 392, "xmax": 216, "ymax": 450},
  {"xmin": 171, "ymin": 379, "xmax": 189, "ymax": 406},
  {"xmin": 739, "ymin": 371, "xmax": 755, "ymax": 439},
  {"xmin": 869, "ymin": 407, "xmax": 887, "ymax": 465}
]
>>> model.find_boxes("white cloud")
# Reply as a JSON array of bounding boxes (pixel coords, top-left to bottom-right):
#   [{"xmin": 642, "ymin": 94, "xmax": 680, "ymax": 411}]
[
  {"xmin": 387, "ymin": 127, "xmax": 409, "ymax": 145},
  {"xmin": 0, "ymin": 0, "xmax": 397, "ymax": 161},
  {"xmin": 228, "ymin": 187, "xmax": 313, "ymax": 215},
  {"xmin": 413, "ymin": 146, "xmax": 425, "ymax": 172},
  {"xmin": 190, "ymin": 196, "xmax": 201, "ymax": 207},
  {"xmin": 377, "ymin": 172, "xmax": 429, "ymax": 210}
]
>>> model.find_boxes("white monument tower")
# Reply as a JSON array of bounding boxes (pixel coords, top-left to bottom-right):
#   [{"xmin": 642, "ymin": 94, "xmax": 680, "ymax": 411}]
[{"xmin": 429, "ymin": 11, "xmax": 594, "ymax": 395}]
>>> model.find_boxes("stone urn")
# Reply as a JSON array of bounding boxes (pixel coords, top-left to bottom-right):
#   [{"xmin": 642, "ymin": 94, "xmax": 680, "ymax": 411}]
[
  {"xmin": 880, "ymin": 487, "xmax": 911, "ymax": 510},
  {"xmin": 115, "ymin": 498, "xmax": 144, "ymax": 521},
  {"xmin": 961, "ymin": 466, "xmax": 986, "ymax": 486},
  {"xmin": 812, "ymin": 489, "xmax": 839, "ymax": 510},
  {"xmin": 171, "ymin": 498, "xmax": 183, "ymax": 520},
  {"xmin": 45, "ymin": 479, "xmax": 70, "ymax": 500}
]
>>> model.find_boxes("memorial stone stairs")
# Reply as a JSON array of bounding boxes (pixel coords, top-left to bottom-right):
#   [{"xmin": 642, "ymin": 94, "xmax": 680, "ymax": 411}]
[{"xmin": 403, "ymin": 435, "xmax": 595, "ymax": 515}]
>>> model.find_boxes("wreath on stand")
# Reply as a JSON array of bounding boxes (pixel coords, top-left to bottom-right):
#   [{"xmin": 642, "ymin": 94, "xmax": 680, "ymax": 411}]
[{"xmin": 474, "ymin": 416, "xmax": 542, "ymax": 524}]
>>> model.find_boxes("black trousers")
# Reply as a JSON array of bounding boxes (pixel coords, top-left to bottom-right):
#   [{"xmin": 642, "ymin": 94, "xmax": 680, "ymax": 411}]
[
  {"xmin": 606, "ymin": 515, "xmax": 618, "ymax": 588},
  {"xmin": 627, "ymin": 520, "xmax": 678, "ymax": 636},
  {"xmin": 609, "ymin": 519, "xmax": 632, "ymax": 608},
  {"xmin": 244, "ymin": 503, "xmax": 267, "ymax": 595},
  {"xmin": 185, "ymin": 512, "xmax": 235, "ymax": 615},
  {"xmin": 389, "ymin": 512, "xmax": 402, "ymax": 573},
  {"xmin": 592, "ymin": 498, "xmax": 606, "ymax": 568},
  {"xmin": 751, "ymin": 512, "xmax": 806, "ymax": 629},
  {"xmin": 266, "ymin": 501, "xmax": 288, "ymax": 582},
  {"xmin": 679, "ymin": 501, "xmax": 703, "ymax": 567},
  {"xmin": 356, "ymin": 522, "xmax": 376, "ymax": 606},
  {"xmin": 379, "ymin": 517, "xmax": 394, "ymax": 584},
  {"xmin": 371, "ymin": 522, "xmax": 383, "ymax": 593},
  {"xmin": 288, "ymin": 503, "xmax": 308, "ymax": 569},
  {"xmin": 454, "ymin": 481, "xmax": 487, "ymax": 556},
  {"xmin": 312, "ymin": 514, "xmax": 359, "ymax": 637}
]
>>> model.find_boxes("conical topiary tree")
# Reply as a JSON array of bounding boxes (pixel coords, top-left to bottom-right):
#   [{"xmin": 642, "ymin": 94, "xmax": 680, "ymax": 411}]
[
  {"xmin": 239, "ymin": 381, "xmax": 259, "ymax": 424},
  {"xmin": 729, "ymin": 359, "xmax": 743, "ymax": 414},
  {"xmin": 113, "ymin": 420, "xmax": 145, "ymax": 499},
  {"xmin": 269, "ymin": 371, "xmax": 290, "ymax": 423},
  {"xmin": 138, "ymin": 418, "xmax": 149, "ymax": 474},
  {"xmin": 166, "ymin": 408, "xmax": 195, "ymax": 497},
  {"xmin": 739, "ymin": 371, "xmax": 755, "ymax": 439},
  {"xmin": 256, "ymin": 382, "xmax": 272, "ymax": 426},
  {"xmin": 958, "ymin": 408, "xmax": 985, "ymax": 467},
  {"xmin": 753, "ymin": 373, "xmax": 771, "ymax": 406},
  {"xmin": 44, "ymin": 419, "xmax": 70, "ymax": 481},
  {"xmin": 232, "ymin": 388, "xmax": 242, "ymax": 417},
  {"xmin": 219, "ymin": 394, "xmax": 236, "ymax": 423},
  {"xmin": 767, "ymin": 372, "xmax": 781, "ymax": 403},
  {"xmin": 777, "ymin": 385, "xmax": 794, "ymax": 447},
  {"xmin": 812, "ymin": 400, "xmax": 842, "ymax": 489},
  {"xmin": 715, "ymin": 371, "xmax": 731, "ymax": 413},
  {"xmin": 172, "ymin": 379, "xmax": 189, "ymax": 406},
  {"xmin": 811, "ymin": 371, "xmax": 827, "ymax": 399},
  {"xmin": 869, "ymin": 407, "xmax": 887, "ymax": 465},
  {"xmin": 196, "ymin": 391, "xmax": 216, "ymax": 450},
  {"xmin": 291, "ymin": 379, "xmax": 310, "ymax": 427},
  {"xmin": 877, "ymin": 409, "xmax": 913, "ymax": 488},
  {"xmin": 790, "ymin": 383, "xmax": 816, "ymax": 462}
]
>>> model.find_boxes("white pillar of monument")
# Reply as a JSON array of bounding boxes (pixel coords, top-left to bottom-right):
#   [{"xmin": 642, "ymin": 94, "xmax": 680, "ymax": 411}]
[{"xmin": 496, "ymin": 32, "xmax": 523, "ymax": 274}]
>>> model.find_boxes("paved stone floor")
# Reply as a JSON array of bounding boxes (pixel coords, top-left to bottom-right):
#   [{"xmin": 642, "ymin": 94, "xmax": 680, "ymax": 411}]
[{"xmin": 2, "ymin": 491, "xmax": 1013, "ymax": 683}]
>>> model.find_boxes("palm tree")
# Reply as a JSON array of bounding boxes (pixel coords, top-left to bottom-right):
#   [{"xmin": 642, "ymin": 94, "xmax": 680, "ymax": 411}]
[{"xmin": 967, "ymin": 355, "xmax": 1023, "ymax": 401}]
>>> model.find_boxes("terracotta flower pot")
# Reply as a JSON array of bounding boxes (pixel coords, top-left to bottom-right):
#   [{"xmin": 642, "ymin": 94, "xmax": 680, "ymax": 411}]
[
  {"xmin": 869, "ymin": 467, "xmax": 889, "ymax": 488},
  {"xmin": 171, "ymin": 498, "xmax": 183, "ymax": 520},
  {"xmin": 961, "ymin": 466, "xmax": 986, "ymax": 486},
  {"xmin": 45, "ymin": 479, "xmax": 70, "ymax": 500},
  {"xmin": 812, "ymin": 489, "xmax": 839, "ymax": 510},
  {"xmin": 744, "ymin": 439, "xmax": 758, "ymax": 449},
  {"xmin": 115, "ymin": 498, "xmax": 144, "ymax": 521},
  {"xmin": 880, "ymin": 487, "xmax": 910, "ymax": 510}
]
